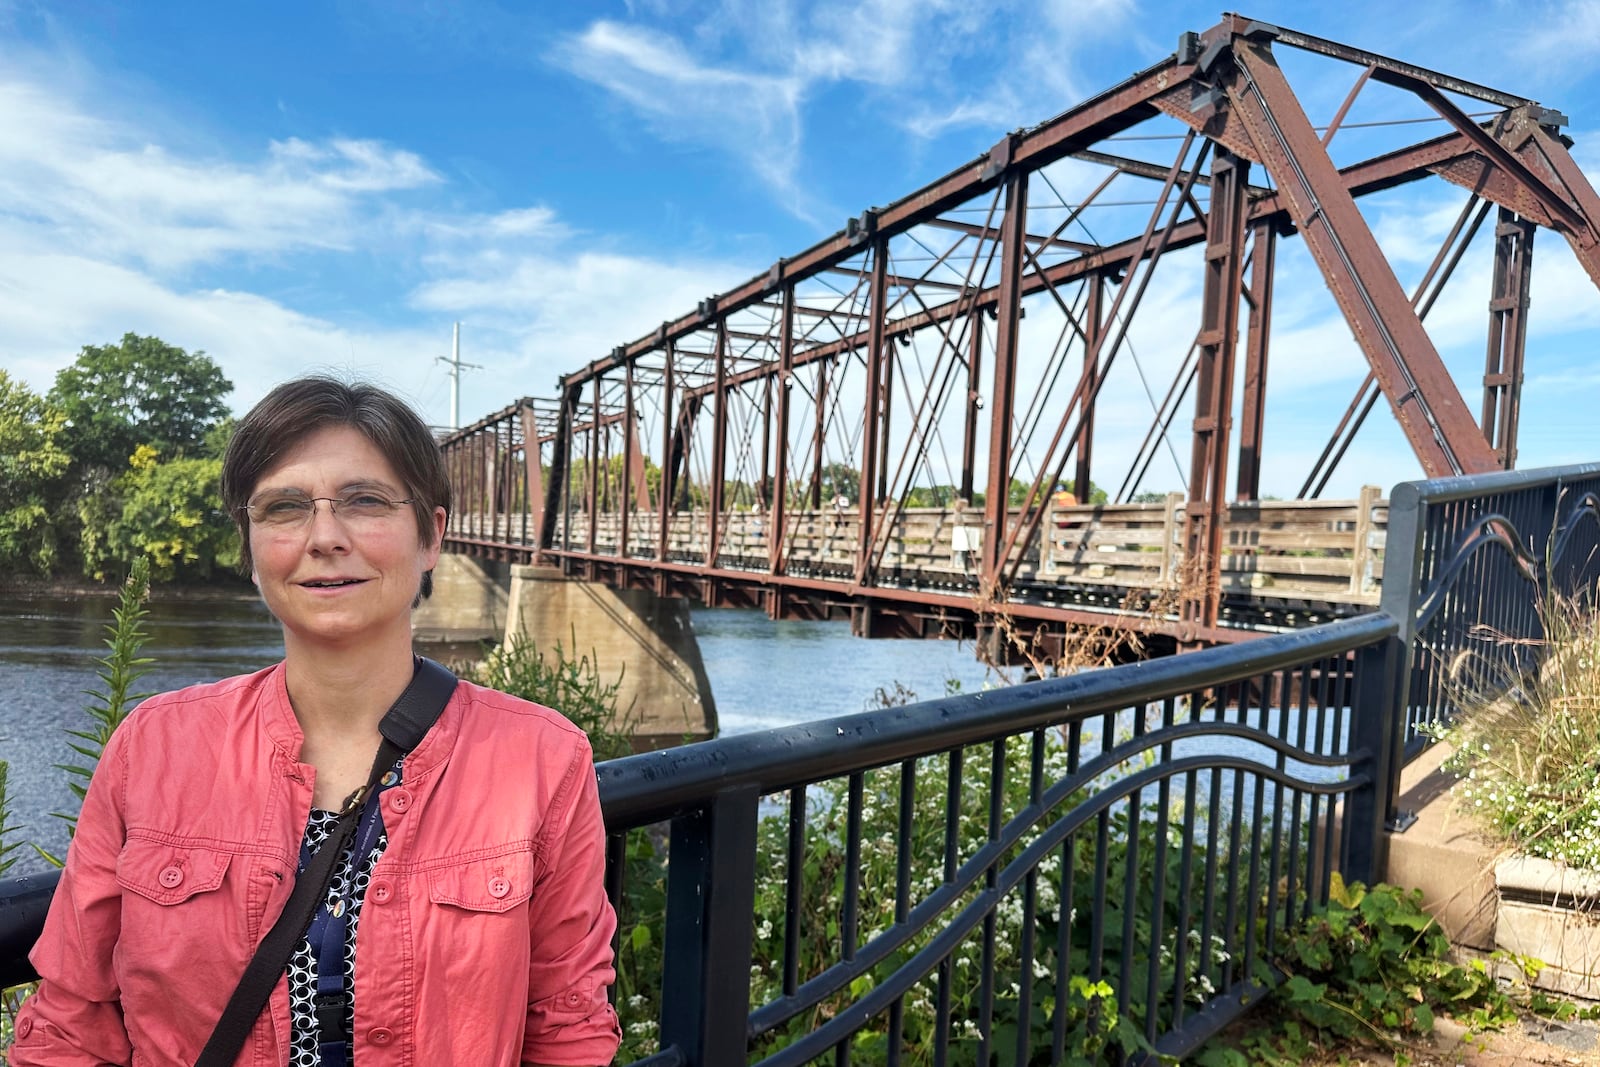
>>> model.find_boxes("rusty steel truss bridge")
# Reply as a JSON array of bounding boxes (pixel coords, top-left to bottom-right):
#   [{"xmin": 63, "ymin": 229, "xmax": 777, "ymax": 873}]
[{"xmin": 437, "ymin": 14, "xmax": 1600, "ymax": 659}]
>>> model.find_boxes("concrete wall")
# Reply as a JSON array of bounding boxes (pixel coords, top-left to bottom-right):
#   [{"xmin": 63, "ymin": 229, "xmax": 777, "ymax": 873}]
[
  {"xmin": 1383, "ymin": 741, "xmax": 1498, "ymax": 952},
  {"xmin": 415, "ymin": 557, "xmax": 716, "ymax": 750},
  {"xmin": 504, "ymin": 565, "xmax": 716, "ymax": 751},
  {"xmin": 412, "ymin": 554, "xmax": 510, "ymax": 644}
]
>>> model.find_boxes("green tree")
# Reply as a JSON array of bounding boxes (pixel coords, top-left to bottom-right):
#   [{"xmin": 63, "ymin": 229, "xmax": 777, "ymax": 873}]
[
  {"xmin": 0, "ymin": 371, "xmax": 72, "ymax": 574},
  {"xmin": 49, "ymin": 333, "xmax": 233, "ymax": 472},
  {"xmin": 79, "ymin": 446, "xmax": 239, "ymax": 582},
  {"xmin": 818, "ymin": 462, "xmax": 859, "ymax": 504},
  {"xmin": 201, "ymin": 416, "xmax": 237, "ymax": 459}
]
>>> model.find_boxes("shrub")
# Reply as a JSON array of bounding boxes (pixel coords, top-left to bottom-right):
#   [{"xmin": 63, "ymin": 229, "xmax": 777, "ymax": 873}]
[
  {"xmin": 1195, "ymin": 878, "xmax": 1517, "ymax": 1065},
  {"xmin": 462, "ymin": 631, "xmax": 637, "ymax": 762}
]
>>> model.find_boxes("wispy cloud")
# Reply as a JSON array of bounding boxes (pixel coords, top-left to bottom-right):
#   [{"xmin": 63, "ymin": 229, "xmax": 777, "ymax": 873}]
[
  {"xmin": 553, "ymin": 0, "xmax": 1142, "ymax": 216},
  {"xmin": 553, "ymin": 20, "xmax": 809, "ymax": 214},
  {"xmin": 1518, "ymin": 0, "xmax": 1600, "ymax": 72},
  {"xmin": 0, "ymin": 81, "xmax": 449, "ymax": 274},
  {"xmin": 0, "ymin": 64, "xmax": 752, "ymax": 424}
]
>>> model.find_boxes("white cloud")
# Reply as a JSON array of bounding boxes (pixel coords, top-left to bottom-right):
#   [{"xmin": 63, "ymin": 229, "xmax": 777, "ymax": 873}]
[
  {"xmin": 553, "ymin": 20, "xmax": 807, "ymax": 210},
  {"xmin": 553, "ymin": 0, "xmax": 1143, "ymax": 215},
  {"xmin": 0, "ymin": 80, "xmax": 445, "ymax": 274},
  {"xmin": 0, "ymin": 249, "xmax": 435, "ymax": 412},
  {"xmin": 1518, "ymin": 0, "xmax": 1600, "ymax": 69},
  {"xmin": 0, "ymin": 64, "xmax": 755, "ymax": 429}
]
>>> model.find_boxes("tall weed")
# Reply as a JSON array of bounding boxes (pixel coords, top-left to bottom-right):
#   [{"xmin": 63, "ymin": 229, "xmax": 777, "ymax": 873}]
[
  {"xmin": 1437, "ymin": 590, "xmax": 1600, "ymax": 868},
  {"xmin": 36, "ymin": 557, "xmax": 153, "ymax": 864},
  {"xmin": 0, "ymin": 763, "xmax": 22, "ymax": 877}
]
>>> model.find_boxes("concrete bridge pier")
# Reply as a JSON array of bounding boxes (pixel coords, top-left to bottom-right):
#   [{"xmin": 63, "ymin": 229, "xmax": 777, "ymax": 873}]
[
  {"xmin": 412, "ymin": 554, "xmax": 511, "ymax": 645},
  {"xmin": 415, "ymin": 556, "xmax": 717, "ymax": 751}
]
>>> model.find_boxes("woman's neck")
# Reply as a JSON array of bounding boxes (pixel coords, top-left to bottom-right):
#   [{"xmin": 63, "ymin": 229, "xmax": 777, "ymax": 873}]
[{"xmin": 282, "ymin": 636, "xmax": 418, "ymax": 743}]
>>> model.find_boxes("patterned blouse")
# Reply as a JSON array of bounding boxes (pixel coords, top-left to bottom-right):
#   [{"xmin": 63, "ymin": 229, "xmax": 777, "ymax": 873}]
[{"xmin": 286, "ymin": 762, "xmax": 401, "ymax": 1066}]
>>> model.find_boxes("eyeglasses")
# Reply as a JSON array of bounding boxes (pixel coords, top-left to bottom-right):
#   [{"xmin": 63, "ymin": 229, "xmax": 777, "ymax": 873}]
[{"xmin": 240, "ymin": 489, "xmax": 416, "ymax": 529}]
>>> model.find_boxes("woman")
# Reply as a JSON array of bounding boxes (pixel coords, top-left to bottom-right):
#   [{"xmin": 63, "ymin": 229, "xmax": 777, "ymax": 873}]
[{"xmin": 13, "ymin": 378, "xmax": 621, "ymax": 1065}]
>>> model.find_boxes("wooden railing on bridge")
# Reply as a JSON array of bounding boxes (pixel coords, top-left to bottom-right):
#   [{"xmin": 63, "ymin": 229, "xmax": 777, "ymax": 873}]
[{"xmin": 446, "ymin": 488, "xmax": 1387, "ymax": 641}]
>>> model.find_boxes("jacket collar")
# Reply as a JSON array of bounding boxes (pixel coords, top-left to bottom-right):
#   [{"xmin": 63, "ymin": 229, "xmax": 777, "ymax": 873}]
[{"xmin": 261, "ymin": 661, "xmax": 463, "ymax": 781}]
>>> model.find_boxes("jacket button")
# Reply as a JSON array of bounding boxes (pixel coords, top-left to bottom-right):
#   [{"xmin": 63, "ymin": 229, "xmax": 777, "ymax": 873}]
[
  {"xmin": 388, "ymin": 789, "xmax": 412, "ymax": 813},
  {"xmin": 15, "ymin": 1017, "xmax": 30, "ymax": 1039},
  {"xmin": 158, "ymin": 865, "xmax": 184, "ymax": 889},
  {"xmin": 367, "ymin": 1026, "xmax": 394, "ymax": 1045},
  {"xmin": 488, "ymin": 876, "xmax": 510, "ymax": 898},
  {"xmin": 370, "ymin": 879, "xmax": 393, "ymax": 904},
  {"xmin": 567, "ymin": 990, "xmax": 582, "ymax": 1007}
]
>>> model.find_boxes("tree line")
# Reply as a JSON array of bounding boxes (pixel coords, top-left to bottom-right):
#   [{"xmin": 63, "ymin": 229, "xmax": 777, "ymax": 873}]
[
  {"xmin": 2, "ymin": 334, "xmax": 238, "ymax": 584},
  {"xmin": 571, "ymin": 455, "xmax": 1118, "ymax": 515}
]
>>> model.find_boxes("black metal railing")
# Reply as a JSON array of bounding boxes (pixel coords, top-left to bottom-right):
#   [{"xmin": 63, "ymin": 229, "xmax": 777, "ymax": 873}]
[
  {"xmin": 4, "ymin": 462, "xmax": 1599, "ymax": 1064},
  {"xmin": 596, "ymin": 613, "xmax": 1397, "ymax": 1066},
  {"xmin": 1380, "ymin": 462, "xmax": 1600, "ymax": 773}
]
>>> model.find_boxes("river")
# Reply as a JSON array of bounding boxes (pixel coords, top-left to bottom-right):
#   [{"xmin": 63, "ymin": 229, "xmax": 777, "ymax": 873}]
[{"xmin": 0, "ymin": 590, "xmax": 1003, "ymax": 877}]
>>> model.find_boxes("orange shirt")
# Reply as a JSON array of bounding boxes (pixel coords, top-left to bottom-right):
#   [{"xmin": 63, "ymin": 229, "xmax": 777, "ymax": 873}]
[{"xmin": 13, "ymin": 666, "xmax": 621, "ymax": 1066}]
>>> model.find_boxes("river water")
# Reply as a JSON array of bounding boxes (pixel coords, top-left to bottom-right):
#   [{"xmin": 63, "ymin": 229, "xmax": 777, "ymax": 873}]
[{"xmin": 0, "ymin": 591, "xmax": 1002, "ymax": 877}]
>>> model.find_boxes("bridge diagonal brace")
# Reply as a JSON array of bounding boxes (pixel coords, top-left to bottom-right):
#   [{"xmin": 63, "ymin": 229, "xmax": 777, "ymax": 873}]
[
  {"xmin": 1504, "ymin": 121, "xmax": 1600, "ymax": 291},
  {"xmin": 1217, "ymin": 37, "xmax": 1500, "ymax": 478},
  {"xmin": 1409, "ymin": 88, "xmax": 1586, "ymax": 233}
]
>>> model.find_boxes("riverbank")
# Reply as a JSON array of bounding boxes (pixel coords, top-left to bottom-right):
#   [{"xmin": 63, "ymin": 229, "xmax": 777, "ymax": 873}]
[{"xmin": 0, "ymin": 574, "xmax": 259, "ymax": 602}]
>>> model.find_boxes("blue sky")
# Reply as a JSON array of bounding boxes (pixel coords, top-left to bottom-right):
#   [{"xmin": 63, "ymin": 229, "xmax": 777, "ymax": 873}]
[{"xmin": 2, "ymin": 0, "xmax": 1597, "ymax": 499}]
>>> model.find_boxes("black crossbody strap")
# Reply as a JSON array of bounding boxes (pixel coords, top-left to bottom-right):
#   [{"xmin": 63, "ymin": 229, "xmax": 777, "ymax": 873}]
[
  {"xmin": 378, "ymin": 658, "xmax": 458, "ymax": 751},
  {"xmin": 193, "ymin": 658, "xmax": 457, "ymax": 1067}
]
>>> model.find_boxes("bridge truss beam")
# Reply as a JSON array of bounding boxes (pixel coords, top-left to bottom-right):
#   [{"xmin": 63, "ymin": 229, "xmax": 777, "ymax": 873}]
[{"xmin": 440, "ymin": 16, "xmax": 1600, "ymax": 656}]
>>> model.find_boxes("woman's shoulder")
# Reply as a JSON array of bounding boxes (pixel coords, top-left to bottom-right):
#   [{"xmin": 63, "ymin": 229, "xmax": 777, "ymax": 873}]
[
  {"xmin": 128, "ymin": 664, "xmax": 282, "ymax": 725},
  {"xmin": 451, "ymin": 678, "xmax": 593, "ymax": 748}
]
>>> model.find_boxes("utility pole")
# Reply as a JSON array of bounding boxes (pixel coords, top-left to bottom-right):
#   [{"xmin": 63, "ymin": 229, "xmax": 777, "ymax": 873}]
[{"xmin": 436, "ymin": 321, "xmax": 483, "ymax": 429}]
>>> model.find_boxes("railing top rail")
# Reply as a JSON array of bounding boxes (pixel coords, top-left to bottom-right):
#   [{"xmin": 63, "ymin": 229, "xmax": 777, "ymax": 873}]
[
  {"xmin": 599, "ymin": 611, "xmax": 1398, "ymax": 825},
  {"xmin": 1390, "ymin": 461, "xmax": 1600, "ymax": 509}
]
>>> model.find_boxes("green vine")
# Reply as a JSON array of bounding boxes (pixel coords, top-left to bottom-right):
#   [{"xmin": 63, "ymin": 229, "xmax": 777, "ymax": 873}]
[{"xmin": 1194, "ymin": 876, "xmax": 1536, "ymax": 1065}]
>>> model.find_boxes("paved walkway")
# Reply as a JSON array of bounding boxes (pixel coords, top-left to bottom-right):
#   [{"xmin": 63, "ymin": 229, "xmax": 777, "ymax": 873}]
[{"xmin": 1317, "ymin": 1015, "xmax": 1600, "ymax": 1065}]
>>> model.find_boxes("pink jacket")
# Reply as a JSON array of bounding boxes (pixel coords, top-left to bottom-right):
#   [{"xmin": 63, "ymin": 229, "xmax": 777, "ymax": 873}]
[{"xmin": 13, "ymin": 664, "xmax": 621, "ymax": 1066}]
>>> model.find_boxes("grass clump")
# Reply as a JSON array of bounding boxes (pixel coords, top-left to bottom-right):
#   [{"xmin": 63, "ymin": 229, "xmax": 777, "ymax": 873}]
[{"xmin": 1436, "ymin": 591, "xmax": 1600, "ymax": 869}]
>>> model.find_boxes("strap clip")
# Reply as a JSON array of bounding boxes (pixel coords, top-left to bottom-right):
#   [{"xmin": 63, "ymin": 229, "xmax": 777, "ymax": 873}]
[{"xmin": 314, "ymin": 990, "xmax": 350, "ymax": 1041}]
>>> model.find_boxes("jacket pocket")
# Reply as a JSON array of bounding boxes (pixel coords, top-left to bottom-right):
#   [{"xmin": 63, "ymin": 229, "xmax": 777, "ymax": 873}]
[
  {"xmin": 116, "ymin": 838, "xmax": 232, "ymax": 905},
  {"xmin": 425, "ymin": 848, "xmax": 535, "ymax": 914}
]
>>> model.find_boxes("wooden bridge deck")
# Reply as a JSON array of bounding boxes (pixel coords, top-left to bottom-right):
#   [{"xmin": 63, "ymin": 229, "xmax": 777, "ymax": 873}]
[{"xmin": 444, "ymin": 488, "xmax": 1386, "ymax": 643}]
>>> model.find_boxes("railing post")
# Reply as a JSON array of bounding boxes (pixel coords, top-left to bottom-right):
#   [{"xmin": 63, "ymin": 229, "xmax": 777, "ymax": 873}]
[
  {"xmin": 1349, "ymin": 484, "xmax": 1380, "ymax": 596},
  {"xmin": 1377, "ymin": 481, "xmax": 1426, "ymax": 764},
  {"xmin": 520, "ymin": 404, "xmax": 546, "ymax": 551},
  {"xmin": 0, "ymin": 870, "xmax": 56, "ymax": 987},
  {"xmin": 658, "ymin": 784, "xmax": 760, "ymax": 1067},
  {"xmin": 1345, "ymin": 629, "xmax": 1405, "ymax": 885},
  {"xmin": 1160, "ymin": 491, "xmax": 1185, "ymax": 585}
]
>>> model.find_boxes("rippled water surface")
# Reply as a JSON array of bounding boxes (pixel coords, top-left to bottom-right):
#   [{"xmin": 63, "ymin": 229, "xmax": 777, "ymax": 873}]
[{"xmin": 0, "ymin": 592, "xmax": 1000, "ymax": 876}]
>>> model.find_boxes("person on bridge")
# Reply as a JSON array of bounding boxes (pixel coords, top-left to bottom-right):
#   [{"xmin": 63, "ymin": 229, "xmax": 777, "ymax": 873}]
[{"xmin": 12, "ymin": 377, "xmax": 621, "ymax": 1066}]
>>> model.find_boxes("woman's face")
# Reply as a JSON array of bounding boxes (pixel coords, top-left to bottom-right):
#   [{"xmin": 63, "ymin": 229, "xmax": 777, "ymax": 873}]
[{"xmin": 247, "ymin": 424, "xmax": 446, "ymax": 651}]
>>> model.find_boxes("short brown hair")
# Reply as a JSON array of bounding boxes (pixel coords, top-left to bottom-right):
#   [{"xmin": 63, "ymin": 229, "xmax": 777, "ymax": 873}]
[{"xmin": 221, "ymin": 377, "xmax": 451, "ymax": 597}]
